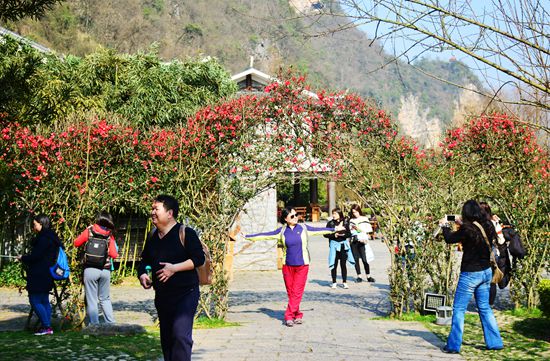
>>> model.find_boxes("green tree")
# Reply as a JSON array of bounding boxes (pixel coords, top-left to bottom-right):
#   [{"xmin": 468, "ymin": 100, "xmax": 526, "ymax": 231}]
[
  {"xmin": 0, "ymin": 37, "xmax": 237, "ymax": 127},
  {"xmin": 0, "ymin": 0, "xmax": 62, "ymax": 21}
]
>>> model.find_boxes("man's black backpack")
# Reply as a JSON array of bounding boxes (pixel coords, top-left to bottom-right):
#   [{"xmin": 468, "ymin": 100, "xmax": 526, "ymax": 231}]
[{"xmin": 84, "ymin": 228, "xmax": 110, "ymax": 269}]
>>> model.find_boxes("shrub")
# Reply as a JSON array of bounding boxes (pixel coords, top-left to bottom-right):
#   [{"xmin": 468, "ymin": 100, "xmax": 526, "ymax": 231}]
[
  {"xmin": 0, "ymin": 262, "xmax": 26, "ymax": 288},
  {"xmin": 0, "ymin": 36, "xmax": 237, "ymax": 127},
  {"xmin": 538, "ymin": 279, "xmax": 550, "ymax": 317}
]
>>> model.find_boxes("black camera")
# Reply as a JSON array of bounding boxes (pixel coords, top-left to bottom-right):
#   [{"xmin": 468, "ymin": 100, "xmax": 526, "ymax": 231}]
[{"xmin": 446, "ymin": 214, "xmax": 456, "ymax": 222}]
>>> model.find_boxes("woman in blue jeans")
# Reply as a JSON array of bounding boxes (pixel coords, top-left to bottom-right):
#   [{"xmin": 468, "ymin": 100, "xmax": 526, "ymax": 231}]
[
  {"xmin": 440, "ymin": 200, "xmax": 503, "ymax": 354},
  {"xmin": 17, "ymin": 214, "xmax": 62, "ymax": 335}
]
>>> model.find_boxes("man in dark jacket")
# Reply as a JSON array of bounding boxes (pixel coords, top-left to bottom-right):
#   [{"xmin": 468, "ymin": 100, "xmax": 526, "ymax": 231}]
[{"xmin": 138, "ymin": 195, "xmax": 205, "ymax": 361}]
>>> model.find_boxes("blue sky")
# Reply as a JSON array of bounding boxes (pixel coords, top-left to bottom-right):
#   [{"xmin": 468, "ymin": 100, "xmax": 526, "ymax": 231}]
[{"xmin": 348, "ymin": 0, "xmax": 549, "ymax": 95}]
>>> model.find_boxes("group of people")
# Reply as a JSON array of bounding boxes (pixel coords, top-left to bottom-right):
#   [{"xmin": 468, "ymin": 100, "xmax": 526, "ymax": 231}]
[
  {"xmin": 246, "ymin": 200, "xmax": 506, "ymax": 356},
  {"xmin": 17, "ymin": 211, "xmax": 118, "ymax": 335},
  {"xmin": 244, "ymin": 204, "xmax": 376, "ymax": 326},
  {"xmin": 17, "ymin": 195, "xmax": 204, "ymax": 361},
  {"xmin": 16, "ymin": 197, "xmax": 508, "ymax": 358},
  {"xmin": 324, "ymin": 204, "xmax": 376, "ymax": 289}
]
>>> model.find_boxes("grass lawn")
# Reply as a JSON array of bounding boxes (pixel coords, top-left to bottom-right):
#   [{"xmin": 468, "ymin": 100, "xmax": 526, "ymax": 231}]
[
  {"xmin": 0, "ymin": 326, "xmax": 162, "ymax": 361},
  {"xmin": 0, "ymin": 317, "xmax": 238, "ymax": 361},
  {"xmin": 392, "ymin": 308, "xmax": 549, "ymax": 361},
  {"xmin": 1, "ymin": 305, "xmax": 546, "ymax": 360}
]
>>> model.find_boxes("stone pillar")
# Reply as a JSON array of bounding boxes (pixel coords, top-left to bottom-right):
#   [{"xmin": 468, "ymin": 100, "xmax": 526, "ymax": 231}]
[
  {"xmin": 328, "ymin": 180, "xmax": 336, "ymax": 213},
  {"xmin": 233, "ymin": 187, "xmax": 279, "ymax": 270}
]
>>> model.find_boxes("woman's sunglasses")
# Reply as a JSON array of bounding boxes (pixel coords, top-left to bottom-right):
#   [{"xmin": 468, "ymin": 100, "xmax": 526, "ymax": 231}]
[{"xmin": 289, "ymin": 214, "xmax": 298, "ymax": 219}]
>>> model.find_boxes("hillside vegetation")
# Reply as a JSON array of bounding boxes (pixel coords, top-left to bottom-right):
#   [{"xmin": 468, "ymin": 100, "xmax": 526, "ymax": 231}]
[
  {"xmin": 0, "ymin": 36, "xmax": 236, "ymax": 127},
  {"xmin": 2, "ymin": 0, "xmax": 483, "ymax": 128}
]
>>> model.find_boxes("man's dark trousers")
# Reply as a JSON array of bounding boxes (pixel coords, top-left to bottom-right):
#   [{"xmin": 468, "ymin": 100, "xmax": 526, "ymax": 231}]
[{"xmin": 155, "ymin": 287, "xmax": 200, "ymax": 361}]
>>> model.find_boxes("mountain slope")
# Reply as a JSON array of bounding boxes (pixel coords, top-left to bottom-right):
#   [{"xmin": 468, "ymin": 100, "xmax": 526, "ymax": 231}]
[{"xmin": 3, "ymin": 0, "xmax": 483, "ymax": 133}]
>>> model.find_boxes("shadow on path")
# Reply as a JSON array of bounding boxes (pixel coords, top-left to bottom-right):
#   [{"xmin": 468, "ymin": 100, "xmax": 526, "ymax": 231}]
[
  {"xmin": 254, "ymin": 307, "xmax": 285, "ymax": 321},
  {"xmin": 308, "ymin": 278, "xmax": 390, "ymax": 292},
  {"xmin": 112, "ymin": 299, "xmax": 156, "ymax": 314},
  {"xmin": 1, "ymin": 303, "xmax": 29, "ymax": 313},
  {"xmin": 229, "ymin": 289, "xmax": 390, "ymax": 317},
  {"xmin": 0, "ymin": 315, "xmax": 28, "ymax": 332},
  {"xmin": 387, "ymin": 328, "xmax": 443, "ymax": 348}
]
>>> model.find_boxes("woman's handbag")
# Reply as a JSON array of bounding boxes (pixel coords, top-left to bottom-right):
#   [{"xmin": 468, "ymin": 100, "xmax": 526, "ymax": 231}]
[
  {"xmin": 473, "ymin": 221, "xmax": 504, "ymax": 284},
  {"xmin": 364, "ymin": 243, "xmax": 375, "ymax": 263},
  {"xmin": 490, "ymin": 259, "xmax": 505, "ymax": 285}
]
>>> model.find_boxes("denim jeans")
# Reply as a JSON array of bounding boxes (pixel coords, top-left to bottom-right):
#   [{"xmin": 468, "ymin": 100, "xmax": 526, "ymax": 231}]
[
  {"xmin": 29, "ymin": 293, "xmax": 51, "ymax": 328},
  {"xmin": 84, "ymin": 267, "xmax": 115, "ymax": 324},
  {"xmin": 446, "ymin": 267, "xmax": 503, "ymax": 352}
]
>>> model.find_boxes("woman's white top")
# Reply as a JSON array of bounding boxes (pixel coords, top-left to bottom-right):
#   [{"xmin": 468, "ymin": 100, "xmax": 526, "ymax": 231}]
[{"xmin": 350, "ymin": 216, "xmax": 373, "ymax": 235}]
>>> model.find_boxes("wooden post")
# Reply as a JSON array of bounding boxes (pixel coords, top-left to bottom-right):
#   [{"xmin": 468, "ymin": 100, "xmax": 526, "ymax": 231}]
[
  {"xmin": 226, "ymin": 217, "xmax": 242, "ymax": 282},
  {"xmin": 293, "ymin": 177, "xmax": 300, "ymax": 205},
  {"xmin": 309, "ymin": 179, "xmax": 318, "ymax": 204}
]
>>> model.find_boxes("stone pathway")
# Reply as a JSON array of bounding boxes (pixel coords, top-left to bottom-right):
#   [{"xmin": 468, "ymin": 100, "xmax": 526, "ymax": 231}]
[
  {"xmin": 192, "ymin": 226, "xmax": 463, "ymax": 360},
  {"xmin": 0, "ymin": 223, "xmax": 464, "ymax": 360}
]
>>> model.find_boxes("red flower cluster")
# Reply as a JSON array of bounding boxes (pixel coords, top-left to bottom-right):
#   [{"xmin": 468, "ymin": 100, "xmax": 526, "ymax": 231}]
[{"xmin": 440, "ymin": 112, "xmax": 548, "ymax": 179}]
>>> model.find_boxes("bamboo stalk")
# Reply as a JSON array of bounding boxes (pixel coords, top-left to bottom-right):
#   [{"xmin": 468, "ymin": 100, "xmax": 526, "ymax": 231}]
[{"xmin": 130, "ymin": 242, "xmax": 138, "ymax": 276}]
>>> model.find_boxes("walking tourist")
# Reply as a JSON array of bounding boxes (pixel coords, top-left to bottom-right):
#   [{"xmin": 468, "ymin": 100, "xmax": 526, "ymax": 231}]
[
  {"xmin": 324, "ymin": 207, "xmax": 354, "ymax": 289},
  {"xmin": 74, "ymin": 211, "xmax": 118, "ymax": 325},
  {"xmin": 479, "ymin": 202, "xmax": 506, "ymax": 246},
  {"xmin": 439, "ymin": 199, "xmax": 503, "ymax": 354},
  {"xmin": 245, "ymin": 206, "xmax": 344, "ymax": 327},
  {"xmin": 138, "ymin": 195, "xmax": 205, "ymax": 361},
  {"xmin": 348, "ymin": 204, "xmax": 375, "ymax": 283},
  {"xmin": 17, "ymin": 214, "xmax": 62, "ymax": 335},
  {"xmin": 479, "ymin": 201, "xmax": 509, "ymax": 304}
]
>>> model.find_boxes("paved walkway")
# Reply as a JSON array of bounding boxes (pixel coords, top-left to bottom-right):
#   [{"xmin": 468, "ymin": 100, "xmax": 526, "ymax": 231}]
[
  {"xmin": 192, "ymin": 226, "xmax": 463, "ymax": 360},
  {"xmin": 0, "ymin": 223, "xmax": 464, "ymax": 360}
]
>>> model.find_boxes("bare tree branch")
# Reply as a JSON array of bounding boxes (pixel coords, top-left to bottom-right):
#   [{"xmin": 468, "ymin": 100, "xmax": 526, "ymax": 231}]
[
  {"xmin": 289, "ymin": 0, "xmax": 549, "ymax": 129},
  {"xmin": 334, "ymin": 1, "xmax": 548, "ymax": 95}
]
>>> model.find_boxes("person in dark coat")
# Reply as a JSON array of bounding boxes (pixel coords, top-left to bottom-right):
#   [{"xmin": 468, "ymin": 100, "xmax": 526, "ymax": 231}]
[
  {"xmin": 138, "ymin": 195, "xmax": 205, "ymax": 361},
  {"xmin": 324, "ymin": 207, "xmax": 353, "ymax": 289},
  {"xmin": 17, "ymin": 214, "xmax": 61, "ymax": 336},
  {"xmin": 439, "ymin": 200, "xmax": 503, "ymax": 354}
]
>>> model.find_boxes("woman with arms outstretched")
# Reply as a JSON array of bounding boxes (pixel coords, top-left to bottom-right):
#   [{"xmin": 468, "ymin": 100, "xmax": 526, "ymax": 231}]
[{"xmin": 246, "ymin": 206, "xmax": 344, "ymax": 327}]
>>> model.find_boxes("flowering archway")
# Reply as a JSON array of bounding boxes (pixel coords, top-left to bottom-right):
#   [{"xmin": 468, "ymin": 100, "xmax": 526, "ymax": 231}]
[{"xmin": 1, "ymin": 73, "xmax": 548, "ymax": 322}]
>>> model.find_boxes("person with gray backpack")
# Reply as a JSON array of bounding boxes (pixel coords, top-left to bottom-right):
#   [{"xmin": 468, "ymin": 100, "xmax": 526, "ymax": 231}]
[{"xmin": 74, "ymin": 211, "xmax": 119, "ymax": 325}]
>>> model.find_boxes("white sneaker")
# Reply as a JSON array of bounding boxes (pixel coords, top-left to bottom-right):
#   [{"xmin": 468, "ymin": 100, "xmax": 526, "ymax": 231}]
[
  {"xmin": 330, "ymin": 283, "xmax": 337, "ymax": 289},
  {"xmin": 342, "ymin": 283, "xmax": 349, "ymax": 289}
]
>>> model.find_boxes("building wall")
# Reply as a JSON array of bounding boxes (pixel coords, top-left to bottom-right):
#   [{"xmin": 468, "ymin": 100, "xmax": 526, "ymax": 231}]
[{"xmin": 233, "ymin": 186, "xmax": 279, "ymax": 270}]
